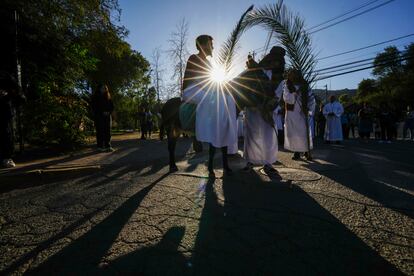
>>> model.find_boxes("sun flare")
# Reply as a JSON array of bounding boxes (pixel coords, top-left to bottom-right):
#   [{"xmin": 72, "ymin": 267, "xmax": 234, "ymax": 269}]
[{"xmin": 209, "ymin": 64, "xmax": 229, "ymax": 84}]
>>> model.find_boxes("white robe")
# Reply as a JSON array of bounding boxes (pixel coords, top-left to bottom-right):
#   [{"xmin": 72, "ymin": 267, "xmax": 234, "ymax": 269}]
[
  {"xmin": 283, "ymin": 81, "xmax": 316, "ymax": 152},
  {"xmin": 273, "ymin": 106, "xmax": 284, "ymax": 131},
  {"xmin": 323, "ymin": 101, "xmax": 344, "ymax": 141},
  {"xmin": 185, "ymin": 85, "xmax": 237, "ymax": 148},
  {"xmin": 243, "ymin": 74, "xmax": 283, "ymax": 165}
]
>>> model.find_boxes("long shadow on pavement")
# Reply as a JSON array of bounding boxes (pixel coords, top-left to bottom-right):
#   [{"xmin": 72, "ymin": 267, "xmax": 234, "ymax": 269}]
[
  {"xmin": 189, "ymin": 170, "xmax": 402, "ymax": 275},
  {"xmin": 307, "ymin": 142, "xmax": 414, "ymax": 220},
  {"xmin": 24, "ymin": 173, "xmax": 169, "ymax": 275}
]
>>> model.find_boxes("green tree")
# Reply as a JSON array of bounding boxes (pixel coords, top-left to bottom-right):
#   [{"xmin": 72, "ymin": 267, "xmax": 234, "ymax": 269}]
[
  {"xmin": 373, "ymin": 46, "xmax": 402, "ymax": 77},
  {"xmin": 357, "ymin": 78, "xmax": 377, "ymax": 99},
  {"xmin": 0, "ymin": 0, "xmax": 150, "ymax": 146}
]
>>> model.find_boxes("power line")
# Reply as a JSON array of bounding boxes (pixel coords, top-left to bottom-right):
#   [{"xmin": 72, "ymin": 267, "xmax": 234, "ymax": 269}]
[
  {"xmin": 307, "ymin": 0, "xmax": 382, "ymax": 31},
  {"xmin": 309, "ymin": 0, "xmax": 396, "ymax": 34},
  {"xmin": 315, "ymin": 48, "xmax": 411, "ymax": 73},
  {"xmin": 315, "ymin": 54, "xmax": 413, "ymax": 81},
  {"xmin": 318, "ymin": 33, "xmax": 414, "ymax": 60}
]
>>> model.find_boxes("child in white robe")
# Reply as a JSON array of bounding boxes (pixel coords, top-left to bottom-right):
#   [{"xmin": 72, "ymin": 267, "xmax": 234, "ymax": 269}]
[{"xmin": 283, "ymin": 69, "xmax": 316, "ymax": 160}]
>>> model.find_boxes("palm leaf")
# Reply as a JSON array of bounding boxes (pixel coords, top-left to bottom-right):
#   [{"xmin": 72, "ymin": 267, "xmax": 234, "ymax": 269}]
[
  {"xmin": 218, "ymin": 5, "xmax": 254, "ymax": 72},
  {"xmin": 242, "ymin": 0, "xmax": 318, "ymax": 154}
]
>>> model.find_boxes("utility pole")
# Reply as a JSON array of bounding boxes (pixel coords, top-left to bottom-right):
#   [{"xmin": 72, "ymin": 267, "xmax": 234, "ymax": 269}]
[{"xmin": 325, "ymin": 84, "xmax": 328, "ymax": 103}]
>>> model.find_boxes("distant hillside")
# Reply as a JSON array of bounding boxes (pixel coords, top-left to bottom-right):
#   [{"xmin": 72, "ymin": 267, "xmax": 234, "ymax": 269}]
[{"xmin": 312, "ymin": 88, "xmax": 357, "ymax": 102}]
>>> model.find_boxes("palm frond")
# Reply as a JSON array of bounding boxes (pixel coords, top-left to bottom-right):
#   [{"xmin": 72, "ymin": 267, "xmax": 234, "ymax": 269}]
[
  {"xmin": 243, "ymin": 0, "xmax": 318, "ymax": 84},
  {"xmin": 218, "ymin": 5, "xmax": 254, "ymax": 72},
  {"xmin": 242, "ymin": 0, "xmax": 318, "ymax": 153}
]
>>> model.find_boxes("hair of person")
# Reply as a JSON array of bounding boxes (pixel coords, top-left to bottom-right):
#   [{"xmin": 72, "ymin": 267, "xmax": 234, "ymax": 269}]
[
  {"xmin": 196, "ymin": 35, "xmax": 213, "ymax": 51},
  {"xmin": 98, "ymin": 84, "xmax": 111, "ymax": 100}
]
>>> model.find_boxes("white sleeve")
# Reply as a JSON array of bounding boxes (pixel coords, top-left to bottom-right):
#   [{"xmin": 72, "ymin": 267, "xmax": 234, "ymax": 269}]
[
  {"xmin": 335, "ymin": 102, "xmax": 344, "ymax": 117},
  {"xmin": 323, "ymin": 103, "xmax": 329, "ymax": 117}
]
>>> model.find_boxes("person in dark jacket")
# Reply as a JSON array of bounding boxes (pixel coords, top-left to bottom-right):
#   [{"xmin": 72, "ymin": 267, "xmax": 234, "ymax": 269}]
[
  {"xmin": 378, "ymin": 102, "xmax": 394, "ymax": 143},
  {"xmin": 0, "ymin": 74, "xmax": 25, "ymax": 167},
  {"xmin": 91, "ymin": 84, "xmax": 114, "ymax": 151}
]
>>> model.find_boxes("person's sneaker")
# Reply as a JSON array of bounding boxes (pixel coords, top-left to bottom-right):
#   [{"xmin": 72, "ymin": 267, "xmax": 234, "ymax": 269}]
[
  {"xmin": 2, "ymin": 159, "xmax": 16, "ymax": 168},
  {"xmin": 292, "ymin": 153, "xmax": 301, "ymax": 160},
  {"xmin": 263, "ymin": 164, "xmax": 277, "ymax": 174}
]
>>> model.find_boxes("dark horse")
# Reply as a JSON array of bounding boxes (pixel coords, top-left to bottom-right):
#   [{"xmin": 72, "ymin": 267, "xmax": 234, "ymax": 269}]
[{"xmin": 161, "ymin": 47, "xmax": 285, "ymax": 172}]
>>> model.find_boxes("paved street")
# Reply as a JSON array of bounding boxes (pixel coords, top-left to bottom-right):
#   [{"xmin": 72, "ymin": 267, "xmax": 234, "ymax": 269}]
[{"xmin": 0, "ymin": 134, "xmax": 413, "ymax": 275}]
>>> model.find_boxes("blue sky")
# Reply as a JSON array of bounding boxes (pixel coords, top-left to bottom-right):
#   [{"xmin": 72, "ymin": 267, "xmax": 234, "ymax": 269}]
[{"xmin": 118, "ymin": 0, "xmax": 414, "ymax": 91}]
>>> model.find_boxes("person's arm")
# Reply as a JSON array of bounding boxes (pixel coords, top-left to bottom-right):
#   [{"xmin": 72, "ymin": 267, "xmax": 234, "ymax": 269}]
[{"xmin": 182, "ymin": 55, "xmax": 199, "ymax": 91}]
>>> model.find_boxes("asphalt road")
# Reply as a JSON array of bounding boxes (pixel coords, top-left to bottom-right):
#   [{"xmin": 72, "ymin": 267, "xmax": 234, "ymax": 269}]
[{"xmin": 0, "ymin": 136, "xmax": 413, "ymax": 275}]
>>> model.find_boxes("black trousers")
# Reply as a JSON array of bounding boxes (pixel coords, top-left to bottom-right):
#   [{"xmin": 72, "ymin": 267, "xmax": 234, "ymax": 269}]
[
  {"xmin": 277, "ymin": 129, "xmax": 284, "ymax": 145},
  {"xmin": 0, "ymin": 117, "xmax": 14, "ymax": 160},
  {"xmin": 95, "ymin": 115, "xmax": 111, "ymax": 148},
  {"xmin": 208, "ymin": 144, "xmax": 228, "ymax": 170},
  {"xmin": 380, "ymin": 121, "xmax": 393, "ymax": 141}
]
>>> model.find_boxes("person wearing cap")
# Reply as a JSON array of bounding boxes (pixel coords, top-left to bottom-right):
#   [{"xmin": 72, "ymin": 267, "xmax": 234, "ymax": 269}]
[{"xmin": 243, "ymin": 46, "xmax": 285, "ymax": 173}]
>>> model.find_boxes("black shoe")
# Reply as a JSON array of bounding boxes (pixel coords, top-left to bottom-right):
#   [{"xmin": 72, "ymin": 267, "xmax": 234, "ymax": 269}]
[
  {"xmin": 292, "ymin": 153, "xmax": 300, "ymax": 160},
  {"xmin": 169, "ymin": 165, "xmax": 178, "ymax": 173},
  {"xmin": 263, "ymin": 164, "xmax": 277, "ymax": 174},
  {"xmin": 304, "ymin": 152, "xmax": 312, "ymax": 161}
]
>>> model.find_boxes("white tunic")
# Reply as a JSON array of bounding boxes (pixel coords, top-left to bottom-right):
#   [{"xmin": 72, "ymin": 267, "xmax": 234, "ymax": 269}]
[
  {"xmin": 243, "ymin": 74, "xmax": 283, "ymax": 165},
  {"xmin": 185, "ymin": 86, "xmax": 237, "ymax": 148},
  {"xmin": 283, "ymin": 81, "xmax": 316, "ymax": 152},
  {"xmin": 323, "ymin": 101, "xmax": 344, "ymax": 141}
]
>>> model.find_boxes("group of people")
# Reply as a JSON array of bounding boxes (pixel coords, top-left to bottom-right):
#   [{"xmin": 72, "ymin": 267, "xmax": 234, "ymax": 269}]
[{"xmin": 181, "ymin": 35, "xmax": 316, "ymax": 176}]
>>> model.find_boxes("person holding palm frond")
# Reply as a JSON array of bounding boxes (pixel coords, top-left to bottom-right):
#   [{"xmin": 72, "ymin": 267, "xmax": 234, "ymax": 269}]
[
  {"xmin": 242, "ymin": 46, "xmax": 285, "ymax": 173},
  {"xmin": 283, "ymin": 69, "xmax": 316, "ymax": 160}
]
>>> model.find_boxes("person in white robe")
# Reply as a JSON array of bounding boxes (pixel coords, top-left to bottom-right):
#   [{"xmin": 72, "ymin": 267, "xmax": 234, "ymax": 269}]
[
  {"xmin": 182, "ymin": 35, "xmax": 237, "ymax": 175},
  {"xmin": 323, "ymin": 95, "xmax": 344, "ymax": 143},
  {"xmin": 283, "ymin": 69, "xmax": 316, "ymax": 160},
  {"xmin": 243, "ymin": 74, "xmax": 283, "ymax": 172}
]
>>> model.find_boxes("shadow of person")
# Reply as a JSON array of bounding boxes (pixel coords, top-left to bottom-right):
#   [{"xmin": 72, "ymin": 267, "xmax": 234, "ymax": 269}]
[
  {"xmin": 25, "ymin": 173, "xmax": 168, "ymax": 275},
  {"xmin": 107, "ymin": 226, "xmax": 188, "ymax": 275},
  {"xmin": 190, "ymin": 168, "xmax": 403, "ymax": 275}
]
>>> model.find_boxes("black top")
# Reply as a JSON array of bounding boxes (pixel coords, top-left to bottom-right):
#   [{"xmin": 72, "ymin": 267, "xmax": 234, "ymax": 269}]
[{"xmin": 91, "ymin": 94, "xmax": 114, "ymax": 117}]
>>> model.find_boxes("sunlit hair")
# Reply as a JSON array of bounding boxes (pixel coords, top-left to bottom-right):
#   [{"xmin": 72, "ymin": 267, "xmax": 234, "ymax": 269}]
[{"xmin": 196, "ymin": 35, "xmax": 213, "ymax": 51}]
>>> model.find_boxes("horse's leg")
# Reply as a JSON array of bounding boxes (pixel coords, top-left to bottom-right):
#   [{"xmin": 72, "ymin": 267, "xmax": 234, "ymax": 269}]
[
  {"xmin": 167, "ymin": 129, "xmax": 178, "ymax": 172},
  {"xmin": 192, "ymin": 136, "xmax": 203, "ymax": 153}
]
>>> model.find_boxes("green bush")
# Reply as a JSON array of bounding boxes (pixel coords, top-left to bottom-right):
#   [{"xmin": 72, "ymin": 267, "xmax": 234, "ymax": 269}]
[{"xmin": 22, "ymin": 87, "xmax": 92, "ymax": 147}]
